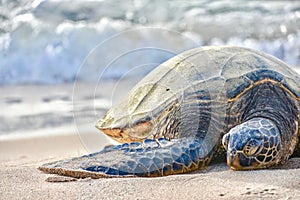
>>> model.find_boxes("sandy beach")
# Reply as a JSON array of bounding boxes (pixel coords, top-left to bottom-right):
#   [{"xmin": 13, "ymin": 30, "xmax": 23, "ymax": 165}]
[{"xmin": 0, "ymin": 132, "xmax": 300, "ymax": 200}]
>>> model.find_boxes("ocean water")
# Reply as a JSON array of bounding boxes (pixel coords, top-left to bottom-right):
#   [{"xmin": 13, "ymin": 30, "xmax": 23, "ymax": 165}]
[{"xmin": 0, "ymin": 0, "xmax": 300, "ymax": 85}]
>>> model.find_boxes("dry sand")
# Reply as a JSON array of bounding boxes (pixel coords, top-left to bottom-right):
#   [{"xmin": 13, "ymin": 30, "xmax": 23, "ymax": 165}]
[{"xmin": 0, "ymin": 132, "xmax": 299, "ymax": 200}]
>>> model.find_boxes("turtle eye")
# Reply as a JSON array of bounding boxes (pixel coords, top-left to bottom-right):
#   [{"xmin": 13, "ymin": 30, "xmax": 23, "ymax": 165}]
[{"xmin": 243, "ymin": 139, "xmax": 262, "ymax": 156}]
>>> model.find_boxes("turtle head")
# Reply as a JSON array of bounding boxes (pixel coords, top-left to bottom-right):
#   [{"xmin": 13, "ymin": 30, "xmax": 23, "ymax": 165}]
[
  {"xmin": 96, "ymin": 82, "xmax": 177, "ymax": 143},
  {"xmin": 222, "ymin": 118, "xmax": 281, "ymax": 170},
  {"xmin": 96, "ymin": 103, "xmax": 153, "ymax": 143}
]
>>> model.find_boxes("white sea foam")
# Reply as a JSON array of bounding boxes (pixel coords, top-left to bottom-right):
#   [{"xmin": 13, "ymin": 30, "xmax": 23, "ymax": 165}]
[{"xmin": 0, "ymin": 0, "xmax": 299, "ymax": 85}]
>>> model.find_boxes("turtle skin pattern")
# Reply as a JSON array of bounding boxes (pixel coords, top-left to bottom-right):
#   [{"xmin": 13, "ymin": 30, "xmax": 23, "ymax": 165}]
[{"xmin": 223, "ymin": 117, "xmax": 281, "ymax": 169}]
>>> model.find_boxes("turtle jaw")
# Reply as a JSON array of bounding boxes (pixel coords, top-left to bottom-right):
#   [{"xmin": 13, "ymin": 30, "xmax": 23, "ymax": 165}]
[
  {"xmin": 96, "ymin": 122, "xmax": 153, "ymax": 143},
  {"xmin": 227, "ymin": 152, "xmax": 242, "ymax": 169},
  {"xmin": 227, "ymin": 151, "xmax": 262, "ymax": 170}
]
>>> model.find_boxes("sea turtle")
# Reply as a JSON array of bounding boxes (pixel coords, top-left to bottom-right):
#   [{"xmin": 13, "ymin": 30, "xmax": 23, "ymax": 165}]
[{"xmin": 39, "ymin": 46, "xmax": 300, "ymax": 178}]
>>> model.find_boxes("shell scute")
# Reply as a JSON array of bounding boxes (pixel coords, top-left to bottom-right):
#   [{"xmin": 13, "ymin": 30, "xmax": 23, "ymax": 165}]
[
  {"xmin": 225, "ymin": 75, "xmax": 252, "ymax": 99},
  {"xmin": 245, "ymin": 69, "xmax": 284, "ymax": 83}
]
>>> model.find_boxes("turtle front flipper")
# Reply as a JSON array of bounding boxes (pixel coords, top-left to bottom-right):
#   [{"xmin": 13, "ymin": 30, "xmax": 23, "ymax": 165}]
[{"xmin": 38, "ymin": 137, "xmax": 213, "ymax": 178}]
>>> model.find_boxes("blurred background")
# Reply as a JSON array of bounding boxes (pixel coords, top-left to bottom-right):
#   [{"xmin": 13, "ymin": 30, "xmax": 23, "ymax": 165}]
[
  {"xmin": 0, "ymin": 0, "xmax": 299, "ymax": 153},
  {"xmin": 0, "ymin": 0, "xmax": 299, "ymax": 84}
]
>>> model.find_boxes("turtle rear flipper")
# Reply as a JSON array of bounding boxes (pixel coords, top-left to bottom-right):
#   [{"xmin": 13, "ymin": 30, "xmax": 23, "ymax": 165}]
[{"xmin": 39, "ymin": 137, "xmax": 213, "ymax": 178}]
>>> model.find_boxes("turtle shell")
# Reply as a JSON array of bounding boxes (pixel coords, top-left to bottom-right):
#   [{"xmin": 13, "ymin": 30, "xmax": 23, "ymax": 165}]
[{"xmin": 97, "ymin": 46, "xmax": 300, "ymax": 143}]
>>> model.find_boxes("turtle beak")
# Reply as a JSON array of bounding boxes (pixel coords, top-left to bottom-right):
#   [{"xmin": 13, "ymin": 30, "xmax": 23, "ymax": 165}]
[
  {"xmin": 96, "ymin": 100, "xmax": 131, "ymax": 131},
  {"xmin": 227, "ymin": 150, "xmax": 260, "ymax": 170},
  {"xmin": 95, "ymin": 110, "xmax": 127, "ymax": 142},
  {"xmin": 96, "ymin": 111, "xmax": 115, "ymax": 130},
  {"xmin": 227, "ymin": 149, "xmax": 242, "ymax": 169},
  {"xmin": 227, "ymin": 154, "xmax": 242, "ymax": 170}
]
